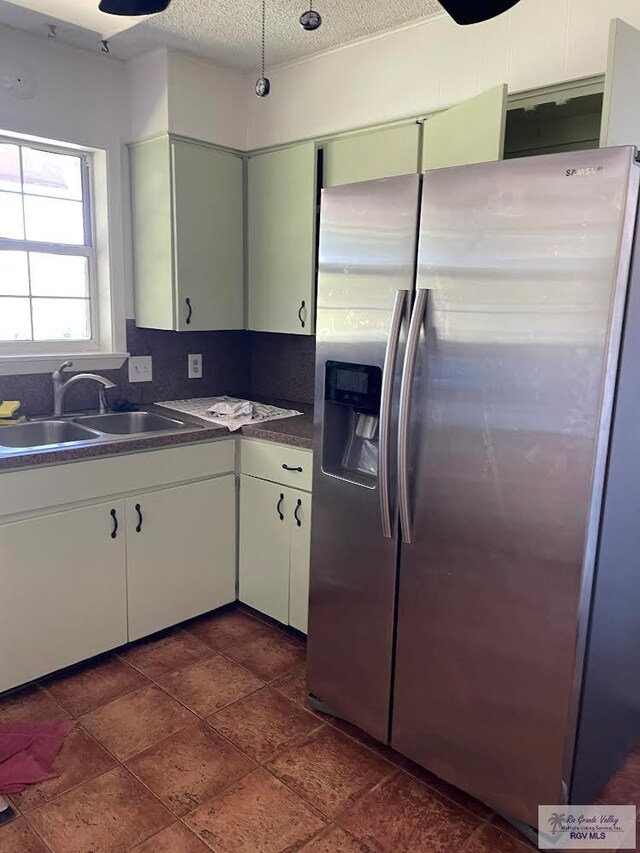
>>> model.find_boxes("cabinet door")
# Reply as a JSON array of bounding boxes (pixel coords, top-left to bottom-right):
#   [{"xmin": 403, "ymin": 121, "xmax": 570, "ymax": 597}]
[
  {"xmin": 600, "ymin": 19, "xmax": 640, "ymax": 147},
  {"xmin": 239, "ymin": 475, "xmax": 290, "ymax": 624},
  {"xmin": 422, "ymin": 84, "xmax": 507, "ymax": 171},
  {"xmin": 289, "ymin": 488, "xmax": 311, "ymax": 634},
  {"xmin": 324, "ymin": 125, "xmax": 421, "ymax": 187},
  {"xmin": 126, "ymin": 476, "xmax": 236, "ymax": 641},
  {"xmin": 172, "ymin": 140, "xmax": 244, "ymax": 331},
  {"xmin": 247, "ymin": 143, "xmax": 317, "ymax": 335},
  {"xmin": 130, "ymin": 136, "xmax": 174, "ymax": 330},
  {"xmin": 0, "ymin": 501, "xmax": 127, "ymax": 693}
]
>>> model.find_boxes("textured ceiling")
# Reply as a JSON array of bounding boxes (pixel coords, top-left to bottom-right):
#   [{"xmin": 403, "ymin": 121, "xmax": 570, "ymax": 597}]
[{"xmin": 113, "ymin": 0, "xmax": 444, "ymax": 68}]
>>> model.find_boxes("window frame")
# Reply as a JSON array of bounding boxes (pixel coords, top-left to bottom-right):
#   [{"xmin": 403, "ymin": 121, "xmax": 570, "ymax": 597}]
[{"xmin": 0, "ymin": 134, "xmax": 100, "ymax": 355}]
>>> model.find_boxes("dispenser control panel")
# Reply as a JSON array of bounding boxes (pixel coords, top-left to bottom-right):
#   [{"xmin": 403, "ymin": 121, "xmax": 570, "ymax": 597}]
[{"xmin": 325, "ymin": 361, "xmax": 381, "ymax": 413}]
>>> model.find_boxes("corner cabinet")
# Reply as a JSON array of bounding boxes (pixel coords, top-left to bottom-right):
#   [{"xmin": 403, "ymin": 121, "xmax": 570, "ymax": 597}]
[
  {"xmin": 130, "ymin": 135, "xmax": 243, "ymax": 331},
  {"xmin": 247, "ymin": 143, "xmax": 318, "ymax": 335},
  {"xmin": 239, "ymin": 440, "xmax": 313, "ymax": 633}
]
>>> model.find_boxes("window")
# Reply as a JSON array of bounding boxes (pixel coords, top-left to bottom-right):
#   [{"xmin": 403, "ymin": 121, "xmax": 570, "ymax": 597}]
[{"xmin": 0, "ymin": 138, "xmax": 95, "ymax": 347}]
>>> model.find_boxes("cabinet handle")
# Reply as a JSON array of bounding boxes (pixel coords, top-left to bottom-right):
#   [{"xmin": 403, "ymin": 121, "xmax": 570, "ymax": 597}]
[
  {"xmin": 135, "ymin": 503, "xmax": 143, "ymax": 533},
  {"xmin": 110, "ymin": 508, "xmax": 118, "ymax": 539},
  {"xmin": 282, "ymin": 464, "xmax": 303, "ymax": 473},
  {"xmin": 185, "ymin": 297, "xmax": 192, "ymax": 325},
  {"xmin": 294, "ymin": 498, "xmax": 302, "ymax": 527},
  {"xmin": 277, "ymin": 493, "xmax": 285, "ymax": 521},
  {"xmin": 298, "ymin": 300, "xmax": 306, "ymax": 329}
]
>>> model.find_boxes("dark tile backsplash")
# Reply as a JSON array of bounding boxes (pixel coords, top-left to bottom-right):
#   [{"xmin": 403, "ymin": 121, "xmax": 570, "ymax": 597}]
[
  {"xmin": 0, "ymin": 322, "xmax": 316, "ymax": 418},
  {"xmin": 0, "ymin": 322, "xmax": 250, "ymax": 418},
  {"xmin": 249, "ymin": 332, "xmax": 316, "ymax": 405}
]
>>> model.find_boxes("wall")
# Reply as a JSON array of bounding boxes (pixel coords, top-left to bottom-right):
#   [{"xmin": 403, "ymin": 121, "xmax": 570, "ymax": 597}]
[
  {"xmin": 246, "ymin": 0, "xmax": 640, "ymax": 149},
  {"xmin": 0, "ymin": 22, "xmax": 132, "ymax": 340},
  {"xmin": 249, "ymin": 333, "xmax": 315, "ymax": 405}
]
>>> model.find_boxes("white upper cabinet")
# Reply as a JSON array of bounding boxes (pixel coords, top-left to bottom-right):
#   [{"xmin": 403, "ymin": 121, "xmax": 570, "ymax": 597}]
[
  {"xmin": 600, "ymin": 19, "xmax": 640, "ymax": 148},
  {"xmin": 247, "ymin": 143, "xmax": 318, "ymax": 335},
  {"xmin": 130, "ymin": 136, "xmax": 243, "ymax": 331},
  {"xmin": 422, "ymin": 84, "xmax": 508, "ymax": 171}
]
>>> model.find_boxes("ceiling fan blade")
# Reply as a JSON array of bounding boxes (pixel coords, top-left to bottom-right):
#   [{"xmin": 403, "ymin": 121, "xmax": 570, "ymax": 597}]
[
  {"xmin": 438, "ymin": 0, "xmax": 523, "ymax": 24},
  {"xmin": 98, "ymin": 0, "xmax": 172, "ymax": 14}
]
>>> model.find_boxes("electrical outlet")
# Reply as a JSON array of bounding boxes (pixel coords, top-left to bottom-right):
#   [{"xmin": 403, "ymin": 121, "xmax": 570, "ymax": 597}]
[
  {"xmin": 128, "ymin": 355, "xmax": 153, "ymax": 383},
  {"xmin": 188, "ymin": 353, "xmax": 203, "ymax": 379}
]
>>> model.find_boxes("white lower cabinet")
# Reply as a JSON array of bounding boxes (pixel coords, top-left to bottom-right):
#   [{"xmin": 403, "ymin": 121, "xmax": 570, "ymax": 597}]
[
  {"xmin": 289, "ymin": 488, "xmax": 311, "ymax": 634},
  {"xmin": 239, "ymin": 475, "xmax": 291, "ymax": 624},
  {"xmin": 0, "ymin": 501, "xmax": 128, "ymax": 693},
  {"xmin": 239, "ymin": 473, "xmax": 312, "ymax": 633},
  {"xmin": 126, "ymin": 475, "xmax": 237, "ymax": 641}
]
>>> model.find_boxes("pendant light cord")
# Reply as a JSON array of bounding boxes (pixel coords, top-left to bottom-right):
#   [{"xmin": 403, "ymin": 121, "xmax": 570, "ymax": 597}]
[{"xmin": 261, "ymin": 0, "xmax": 266, "ymax": 78}]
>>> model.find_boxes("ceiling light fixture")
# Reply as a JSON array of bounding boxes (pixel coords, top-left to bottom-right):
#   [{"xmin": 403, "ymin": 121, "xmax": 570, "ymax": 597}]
[
  {"xmin": 255, "ymin": 0, "xmax": 271, "ymax": 97},
  {"xmin": 300, "ymin": 2, "xmax": 322, "ymax": 31},
  {"xmin": 438, "ymin": 0, "xmax": 523, "ymax": 25},
  {"xmin": 98, "ymin": 0, "xmax": 171, "ymax": 15}
]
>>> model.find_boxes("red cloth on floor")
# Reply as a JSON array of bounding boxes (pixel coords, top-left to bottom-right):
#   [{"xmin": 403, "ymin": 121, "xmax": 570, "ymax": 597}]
[{"xmin": 0, "ymin": 721, "xmax": 75, "ymax": 794}]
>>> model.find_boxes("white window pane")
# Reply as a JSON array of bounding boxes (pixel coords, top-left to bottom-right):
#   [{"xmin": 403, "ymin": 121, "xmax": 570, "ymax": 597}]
[
  {"xmin": 24, "ymin": 196, "xmax": 84, "ymax": 245},
  {"xmin": 0, "ymin": 144, "xmax": 21, "ymax": 193},
  {"xmin": 22, "ymin": 147, "xmax": 83, "ymax": 200},
  {"xmin": 0, "ymin": 191, "xmax": 24, "ymax": 239},
  {"xmin": 0, "ymin": 251, "xmax": 29, "ymax": 296},
  {"xmin": 32, "ymin": 298, "xmax": 90, "ymax": 341},
  {"xmin": 0, "ymin": 297, "xmax": 31, "ymax": 341},
  {"xmin": 29, "ymin": 253, "xmax": 89, "ymax": 297}
]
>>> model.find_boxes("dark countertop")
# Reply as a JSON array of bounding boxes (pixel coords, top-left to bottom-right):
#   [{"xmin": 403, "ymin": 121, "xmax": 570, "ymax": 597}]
[{"xmin": 0, "ymin": 398, "xmax": 314, "ymax": 473}]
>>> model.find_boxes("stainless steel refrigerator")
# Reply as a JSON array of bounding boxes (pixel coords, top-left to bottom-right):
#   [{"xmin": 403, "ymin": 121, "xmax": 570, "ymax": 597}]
[{"xmin": 307, "ymin": 146, "xmax": 640, "ymax": 829}]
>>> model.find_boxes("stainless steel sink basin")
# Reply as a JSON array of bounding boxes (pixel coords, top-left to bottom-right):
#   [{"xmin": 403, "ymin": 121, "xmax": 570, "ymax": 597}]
[
  {"xmin": 73, "ymin": 411, "xmax": 193, "ymax": 435},
  {"xmin": 0, "ymin": 419, "xmax": 101, "ymax": 449}
]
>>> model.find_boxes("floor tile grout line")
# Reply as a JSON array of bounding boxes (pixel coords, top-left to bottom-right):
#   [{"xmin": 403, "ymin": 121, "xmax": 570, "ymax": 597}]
[
  {"xmin": 39, "ymin": 670, "xmax": 152, "ymax": 720},
  {"xmin": 19, "ymin": 813, "xmax": 57, "ymax": 853},
  {"xmin": 124, "ymin": 648, "xmax": 221, "ymax": 684}
]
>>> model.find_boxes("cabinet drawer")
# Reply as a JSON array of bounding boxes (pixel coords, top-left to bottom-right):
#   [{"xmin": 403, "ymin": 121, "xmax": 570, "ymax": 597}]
[{"xmin": 240, "ymin": 439, "xmax": 312, "ymax": 491}]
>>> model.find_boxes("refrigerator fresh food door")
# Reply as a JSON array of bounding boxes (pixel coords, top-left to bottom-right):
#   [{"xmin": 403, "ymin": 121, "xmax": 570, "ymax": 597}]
[
  {"xmin": 307, "ymin": 174, "xmax": 421, "ymax": 742},
  {"xmin": 392, "ymin": 147, "xmax": 639, "ymax": 826}
]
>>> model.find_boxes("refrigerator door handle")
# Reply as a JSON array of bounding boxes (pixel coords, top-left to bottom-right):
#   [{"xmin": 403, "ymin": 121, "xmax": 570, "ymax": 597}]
[
  {"xmin": 379, "ymin": 288, "xmax": 408, "ymax": 539},
  {"xmin": 398, "ymin": 287, "xmax": 428, "ymax": 545}
]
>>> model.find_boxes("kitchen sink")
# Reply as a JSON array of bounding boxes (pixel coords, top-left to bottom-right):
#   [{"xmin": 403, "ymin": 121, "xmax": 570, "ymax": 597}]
[
  {"xmin": 73, "ymin": 411, "xmax": 193, "ymax": 435},
  {"xmin": 0, "ymin": 420, "xmax": 102, "ymax": 449}
]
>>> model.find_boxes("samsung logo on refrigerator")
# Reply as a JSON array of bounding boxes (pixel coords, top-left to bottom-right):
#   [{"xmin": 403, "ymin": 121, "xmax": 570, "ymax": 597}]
[{"xmin": 565, "ymin": 166, "xmax": 604, "ymax": 177}]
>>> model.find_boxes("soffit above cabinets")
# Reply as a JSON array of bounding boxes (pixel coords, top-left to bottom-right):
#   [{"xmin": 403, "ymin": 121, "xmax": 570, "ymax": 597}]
[{"xmin": 0, "ymin": 0, "xmax": 444, "ymax": 65}]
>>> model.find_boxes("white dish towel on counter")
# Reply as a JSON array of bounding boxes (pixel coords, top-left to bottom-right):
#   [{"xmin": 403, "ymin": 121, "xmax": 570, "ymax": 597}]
[{"xmin": 155, "ymin": 396, "xmax": 302, "ymax": 432}]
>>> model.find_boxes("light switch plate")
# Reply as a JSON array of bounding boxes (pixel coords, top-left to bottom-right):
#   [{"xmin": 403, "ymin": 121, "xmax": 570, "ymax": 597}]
[
  {"xmin": 128, "ymin": 355, "xmax": 153, "ymax": 383},
  {"xmin": 188, "ymin": 353, "xmax": 203, "ymax": 379}
]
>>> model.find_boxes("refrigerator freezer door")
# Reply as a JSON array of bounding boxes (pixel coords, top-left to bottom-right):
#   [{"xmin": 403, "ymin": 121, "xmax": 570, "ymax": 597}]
[
  {"xmin": 308, "ymin": 174, "xmax": 421, "ymax": 742},
  {"xmin": 391, "ymin": 147, "xmax": 638, "ymax": 826}
]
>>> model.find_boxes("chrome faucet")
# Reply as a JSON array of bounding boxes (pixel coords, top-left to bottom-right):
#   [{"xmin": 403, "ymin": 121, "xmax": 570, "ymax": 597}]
[{"xmin": 52, "ymin": 361, "xmax": 116, "ymax": 417}]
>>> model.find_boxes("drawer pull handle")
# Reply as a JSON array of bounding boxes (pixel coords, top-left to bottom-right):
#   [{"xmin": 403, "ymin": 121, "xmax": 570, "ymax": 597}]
[
  {"xmin": 185, "ymin": 297, "xmax": 192, "ymax": 325},
  {"xmin": 298, "ymin": 300, "xmax": 306, "ymax": 328},
  {"xmin": 110, "ymin": 508, "xmax": 118, "ymax": 539},
  {"xmin": 277, "ymin": 493, "xmax": 285, "ymax": 521},
  {"xmin": 294, "ymin": 498, "xmax": 302, "ymax": 527},
  {"xmin": 282, "ymin": 464, "xmax": 303, "ymax": 473},
  {"xmin": 135, "ymin": 503, "xmax": 143, "ymax": 533}
]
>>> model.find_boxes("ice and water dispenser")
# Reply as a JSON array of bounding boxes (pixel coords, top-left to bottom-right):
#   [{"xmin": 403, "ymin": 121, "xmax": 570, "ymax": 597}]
[{"xmin": 321, "ymin": 361, "xmax": 382, "ymax": 487}]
